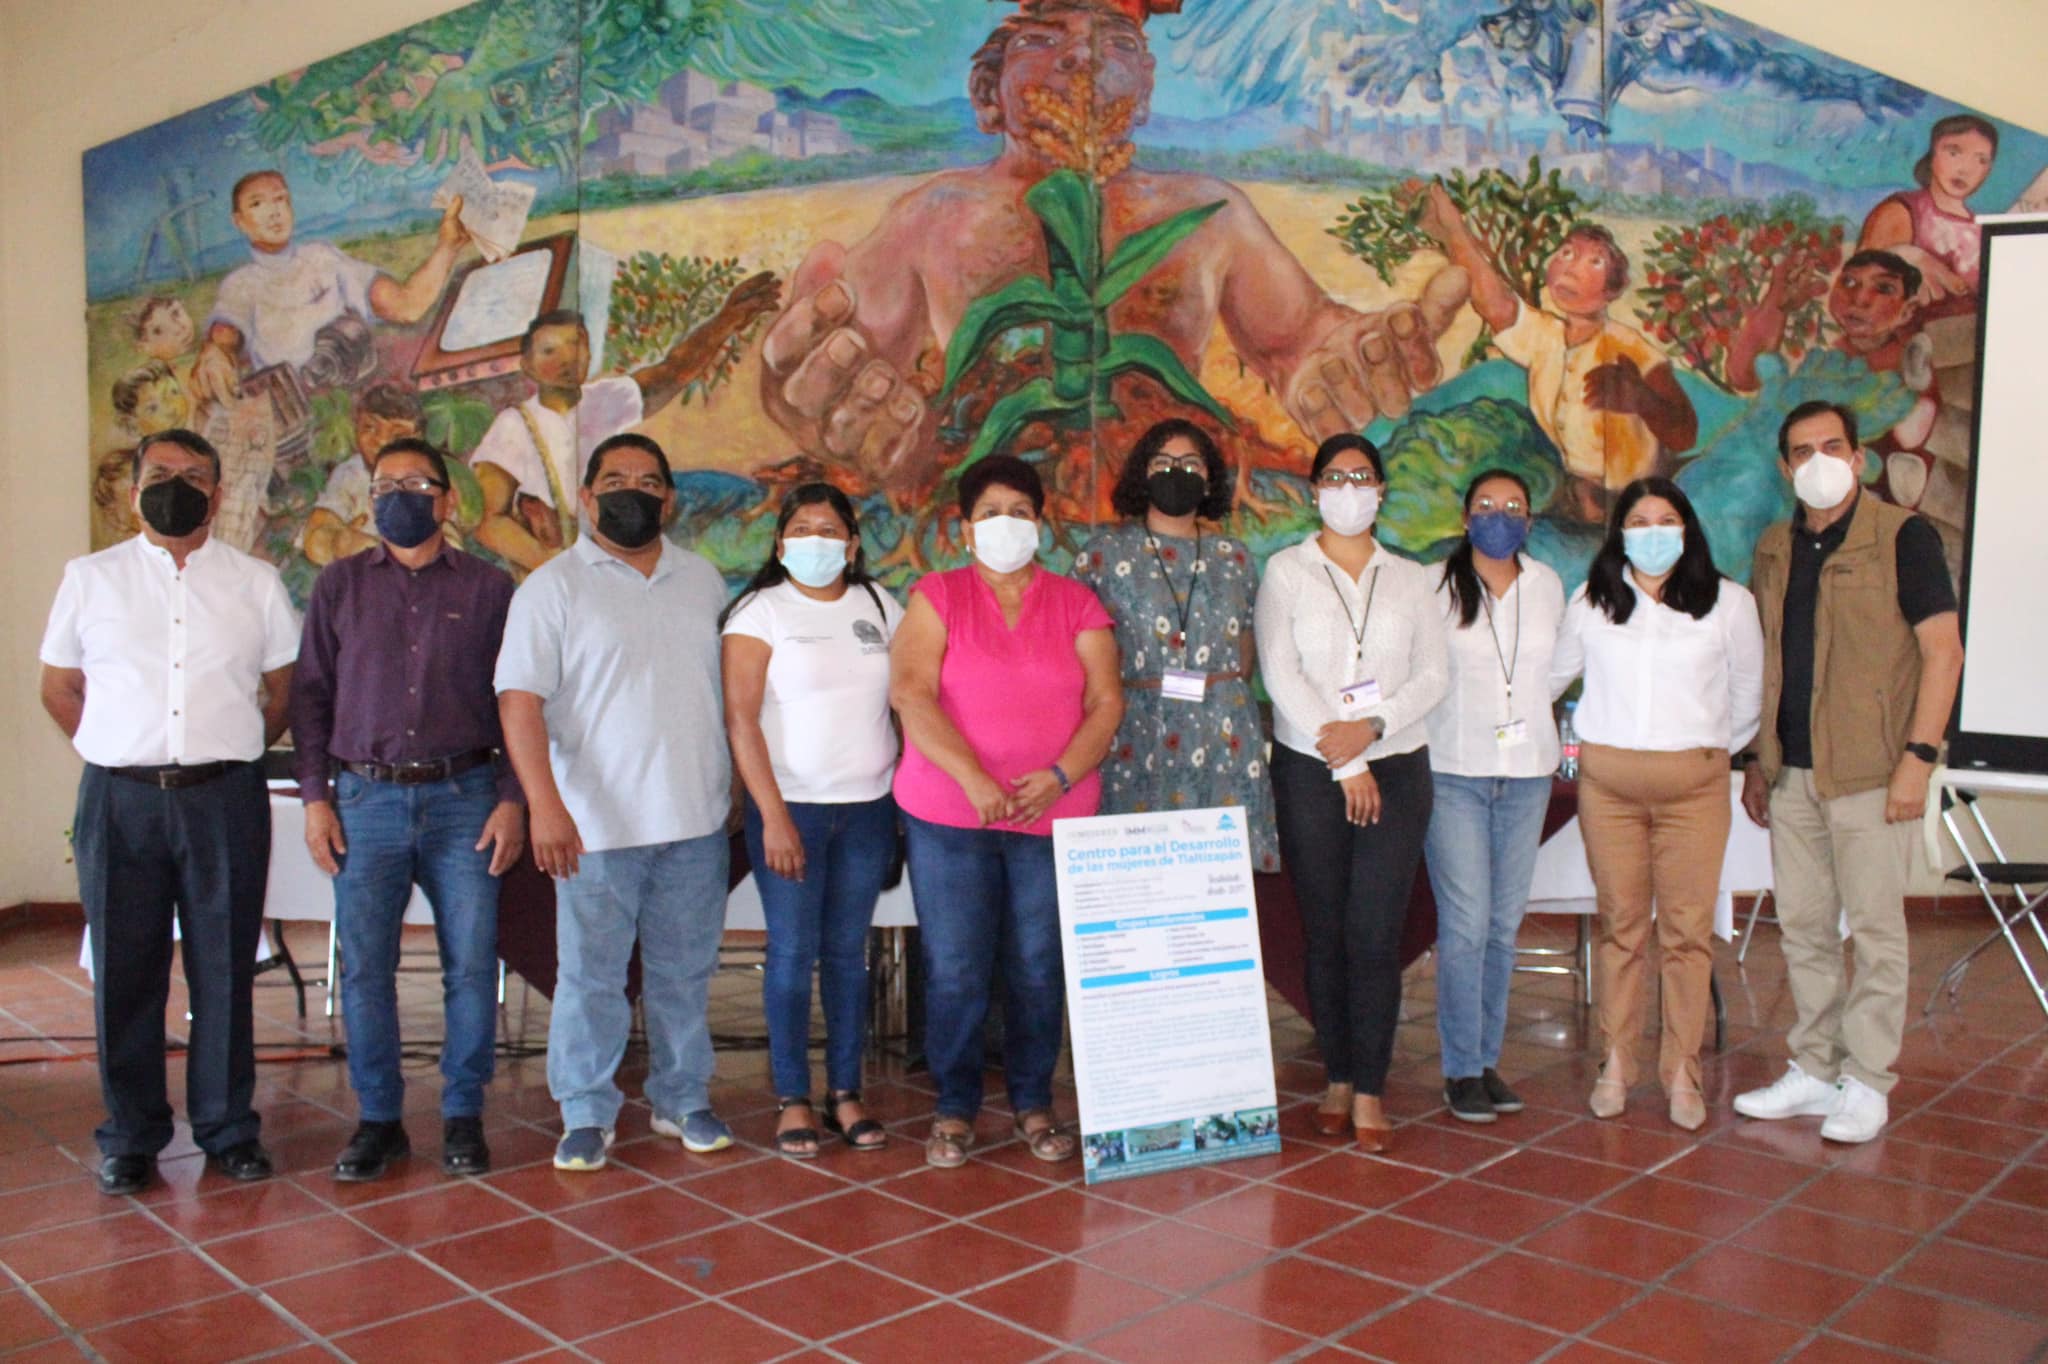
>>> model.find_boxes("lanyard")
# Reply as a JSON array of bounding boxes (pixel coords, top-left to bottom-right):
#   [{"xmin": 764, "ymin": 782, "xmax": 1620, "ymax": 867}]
[
  {"xmin": 1322, "ymin": 564, "xmax": 1379, "ymax": 666},
  {"xmin": 1479, "ymin": 575, "xmax": 1522, "ymax": 707},
  {"xmin": 1148, "ymin": 532, "xmax": 1201, "ymax": 651}
]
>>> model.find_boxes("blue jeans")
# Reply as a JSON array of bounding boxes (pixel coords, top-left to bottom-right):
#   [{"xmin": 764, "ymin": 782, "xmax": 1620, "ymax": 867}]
[
  {"xmin": 1424, "ymin": 772, "xmax": 1552, "ymax": 1080},
  {"xmin": 332, "ymin": 765, "xmax": 501, "ymax": 1122},
  {"xmin": 745, "ymin": 796, "xmax": 896, "ymax": 1099},
  {"xmin": 549, "ymin": 833, "xmax": 728, "ymax": 1131},
  {"xmin": 903, "ymin": 813, "xmax": 1064, "ymax": 1120}
]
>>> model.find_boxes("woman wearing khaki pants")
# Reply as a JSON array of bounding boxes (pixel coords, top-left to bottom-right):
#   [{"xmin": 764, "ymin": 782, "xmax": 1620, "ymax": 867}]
[{"xmin": 1551, "ymin": 479, "xmax": 1762, "ymax": 1130}]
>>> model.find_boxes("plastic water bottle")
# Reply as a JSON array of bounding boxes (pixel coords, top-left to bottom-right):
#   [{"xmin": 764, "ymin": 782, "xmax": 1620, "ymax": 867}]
[{"xmin": 1559, "ymin": 702, "xmax": 1580, "ymax": 781}]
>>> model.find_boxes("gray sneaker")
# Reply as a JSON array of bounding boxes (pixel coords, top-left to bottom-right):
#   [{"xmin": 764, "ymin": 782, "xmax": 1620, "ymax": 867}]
[
  {"xmin": 652, "ymin": 1109, "xmax": 732, "ymax": 1153},
  {"xmin": 552, "ymin": 1126, "xmax": 615, "ymax": 1171}
]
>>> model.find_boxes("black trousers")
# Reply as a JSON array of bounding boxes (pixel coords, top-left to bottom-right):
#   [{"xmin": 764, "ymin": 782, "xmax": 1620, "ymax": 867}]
[
  {"xmin": 72, "ymin": 762, "xmax": 270, "ymax": 1157},
  {"xmin": 1272, "ymin": 743, "xmax": 1433, "ymax": 1095}
]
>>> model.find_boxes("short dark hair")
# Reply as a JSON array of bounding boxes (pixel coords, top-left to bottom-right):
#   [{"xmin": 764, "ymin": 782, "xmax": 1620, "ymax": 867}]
[
  {"xmin": 370, "ymin": 436, "xmax": 450, "ymax": 487},
  {"xmin": 1562, "ymin": 222, "xmax": 1629, "ymax": 297},
  {"xmin": 959, "ymin": 454, "xmax": 1046, "ymax": 519},
  {"xmin": 355, "ymin": 379, "xmax": 424, "ymax": 428},
  {"xmin": 1110, "ymin": 418, "xmax": 1232, "ymax": 521},
  {"xmin": 230, "ymin": 169, "xmax": 287, "ymax": 213},
  {"xmin": 1584, "ymin": 477, "xmax": 1722, "ymax": 623},
  {"xmin": 1308, "ymin": 432, "xmax": 1384, "ymax": 484},
  {"xmin": 1914, "ymin": 114, "xmax": 1999, "ymax": 190},
  {"xmin": 110, "ymin": 361, "xmax": 177, "ymax": 420},
  {"xmin": 1777, "ymin": 400, "xmax": 1859, "ymax": 459},
  {"xmin": 584, "ymin": 432, "xmax": 673, "ymax": 489},
  {"xmin": 522, "ymin": 308, "xmax": 587, "ymax": 358},
  {"xmin": 1838, "ymin": 249, "xmax": 1923, "ymax": 303},
  {"xmin": 131, "ymin": 296, "xmax": 182, "ymax": 343},
  {"xmin": 132, "ymin": 428, "xmax": 222, "ymax": 484}
]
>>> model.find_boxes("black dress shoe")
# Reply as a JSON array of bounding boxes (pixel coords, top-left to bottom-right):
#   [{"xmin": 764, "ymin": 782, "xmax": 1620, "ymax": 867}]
[
  {"xmin": 1481, "ymin": 1068, "xmax": 1525, "ymax": 1114},
  {"xmin": 96, "ymin": 1153, "xmax": 154, "ymax": 1196},
  {"xmin": 208, "ymin": 1140, "xmax": 274, "ymax": 1182},
  {"xmin": 441, "ymin": 1117, "xmax": 491, "ymax": 1177},
  {"xmin": 333, "ymin": 1121, "xmax": 410, "ymax": 1182},
  {"xmin": 1444, "ymin": 1076, "xmax": 1497, "ymax": 1124}
]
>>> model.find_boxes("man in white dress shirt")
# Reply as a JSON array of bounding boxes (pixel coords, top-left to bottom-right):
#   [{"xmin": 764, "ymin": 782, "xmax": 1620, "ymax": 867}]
[{"xmin": 39, "ymin": 429, "xmax": 299, "ymax": 1196}]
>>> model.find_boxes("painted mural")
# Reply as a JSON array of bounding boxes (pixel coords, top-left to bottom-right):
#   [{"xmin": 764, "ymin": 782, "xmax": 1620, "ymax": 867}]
[{"xmin": 82, "ymin": 0, "xmax": 2048, "ymax": 605}]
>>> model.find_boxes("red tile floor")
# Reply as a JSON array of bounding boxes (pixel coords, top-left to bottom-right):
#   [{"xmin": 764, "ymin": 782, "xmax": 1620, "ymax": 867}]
[{"xmin": 1, "ymin": 902, "xmax": 2044, "ymax": 1363}]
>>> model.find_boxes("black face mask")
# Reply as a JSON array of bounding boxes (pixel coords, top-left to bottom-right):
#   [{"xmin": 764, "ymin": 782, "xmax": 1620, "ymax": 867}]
[
  {"xmin": 594, "ymin": 489, "xmax": 665, "ymax": 549},
  {"xmin": 1147, "ymin": 468, "xmax": 1207, "ymax": 518},
  {"xmin": 138, "ymin": 478, "xmax": 211, "ymax": 538}
]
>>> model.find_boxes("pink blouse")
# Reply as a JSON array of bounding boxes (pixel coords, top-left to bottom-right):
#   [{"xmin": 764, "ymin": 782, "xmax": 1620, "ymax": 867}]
[{"xmin": 893, "ymin": 565, "xmax": 1114, "ymax": 835}]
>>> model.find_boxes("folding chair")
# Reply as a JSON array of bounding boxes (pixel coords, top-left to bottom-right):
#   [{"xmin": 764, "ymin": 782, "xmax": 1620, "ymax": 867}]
[{"xmin": 1923, "ymin": 786, "xmax": 2048, "ymax": 1019}]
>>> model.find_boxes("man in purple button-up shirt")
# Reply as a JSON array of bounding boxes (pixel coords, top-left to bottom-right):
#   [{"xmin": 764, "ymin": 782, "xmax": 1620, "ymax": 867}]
[{"xmin": 291, "ymin": 437, "xmax": 524, "ymax": 1183}]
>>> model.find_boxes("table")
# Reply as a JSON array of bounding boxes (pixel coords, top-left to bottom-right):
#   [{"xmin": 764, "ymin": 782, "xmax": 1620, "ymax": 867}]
[{"xmin": 1924, "ymin": 765, "xmax": 2048, "ymax": 1018}]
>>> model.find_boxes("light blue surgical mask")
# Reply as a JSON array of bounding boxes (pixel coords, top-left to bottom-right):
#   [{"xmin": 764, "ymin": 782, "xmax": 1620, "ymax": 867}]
[
  {"xmin": 780, "ymin": 534, "xmax": 849, "ymax": 589},
  {"xmin": 1622, "ymin": 525, "xmax": 1685, "ymax": 577}
]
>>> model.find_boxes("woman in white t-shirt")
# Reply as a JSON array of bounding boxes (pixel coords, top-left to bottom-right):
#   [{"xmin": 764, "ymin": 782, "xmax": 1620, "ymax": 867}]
[
  {"xmin": 721, "ymin": 484, "xmax": 902, "ymax": 1159},
  {"xmin": 1423, "ymin": 469, "xmax": 1565, "ymax": 1126}
]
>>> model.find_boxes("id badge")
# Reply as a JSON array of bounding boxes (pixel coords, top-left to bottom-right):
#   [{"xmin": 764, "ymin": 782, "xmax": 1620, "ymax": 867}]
[
  {"xmin": 1494, "ymin": 719, "xmax": 1530, "ymax": 750},
  {"xmin": 1337, "ymin": 677, "xmax": 1382, "ymax": 712},
  {"xmin": 1162, "ymin": 668, "xmax": 1207, "ymax": 703}
]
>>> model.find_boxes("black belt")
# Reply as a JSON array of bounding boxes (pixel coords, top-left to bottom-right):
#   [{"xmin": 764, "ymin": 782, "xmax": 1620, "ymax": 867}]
[
  {"xmin": 108, "ymin": 761, "xmax": 241, "ymax": 790},
  {"xmin": 340, "ymin": 749, "xmax": 496, "ymax": 786}
]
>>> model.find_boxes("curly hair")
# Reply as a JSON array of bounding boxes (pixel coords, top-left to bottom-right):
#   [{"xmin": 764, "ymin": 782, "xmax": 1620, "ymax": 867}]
[{"xmin": 1109, "ymin": 418, "xmax": 1233, "ymax": 521}]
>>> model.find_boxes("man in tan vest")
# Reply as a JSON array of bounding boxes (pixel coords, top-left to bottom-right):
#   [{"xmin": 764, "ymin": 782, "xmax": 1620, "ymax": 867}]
[{"xmin": 1734, "ymin": 400, "xmax": 1963, "ymax": 1143}]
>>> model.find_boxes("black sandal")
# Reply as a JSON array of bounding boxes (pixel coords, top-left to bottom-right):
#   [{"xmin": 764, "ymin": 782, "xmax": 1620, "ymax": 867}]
[
  {"xmin": 774, "ymin": 1097, "xmax": 821, "ymax": 1160},
  {"xmin": 822, "ymin": 1089, "xmax": 888, "ymax": 1151}
]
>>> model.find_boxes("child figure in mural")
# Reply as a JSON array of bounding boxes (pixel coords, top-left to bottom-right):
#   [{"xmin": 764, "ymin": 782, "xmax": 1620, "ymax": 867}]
[
  {"xmin": 297, "ymin": 381, "xmax": 426, "ymax": 567},
  {"xmin": 1858, "ymin": 114, "xmax": 1999, "ymax": 320},
  {"xmin": 1420, "ymin": 183, "xmax": 1697, "ymax": 523},
  {"xmin": 109, "ymin": 361, "xmax": 193, "ymax": 440},
  {"xmin": 758, "ymin": 0, "xmax": 1471, "ymax": 494},
  {"xmin": 132, "ymin": 297, "xmax": 197, "ymax": 366},
  {"xmin": 469, "ymin": 273, "xmax": 780, "ymax": 573},
  {"xmin": 188, "ymin": 169, "xmax": 475, "ymax": 403}
]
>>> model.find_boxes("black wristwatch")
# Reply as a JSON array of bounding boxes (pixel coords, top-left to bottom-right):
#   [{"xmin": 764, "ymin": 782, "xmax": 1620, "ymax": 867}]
[{"xmin": 1903, "ymin": 741, "xmax": 1939, "ymax": 764}]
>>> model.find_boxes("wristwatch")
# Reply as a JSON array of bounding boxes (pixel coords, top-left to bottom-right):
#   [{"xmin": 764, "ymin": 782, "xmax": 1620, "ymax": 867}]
[
  {"xmin": 1050, "ymin": 763, "xmax": 1073, "ymax": 794},
  {"xmin": 1903, "ymin": 741, "xmax": 1939, "ymax": 764}
]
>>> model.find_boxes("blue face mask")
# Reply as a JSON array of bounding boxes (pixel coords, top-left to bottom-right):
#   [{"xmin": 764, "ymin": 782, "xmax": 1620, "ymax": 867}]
[
  {"xmin": 1468, "ymin": 511, "xmax": 1529, "ymax": 560},
  {"xmin": 1622, "ymin": 524, "xmax": 1685, "ymax": 577},
  {"xmin": 372, "ymin": 490, "xmax": 441, "ymax": 549},
  {"xmin": 780, "ymin": 534, "xmax": 849, "ymax": 589}
]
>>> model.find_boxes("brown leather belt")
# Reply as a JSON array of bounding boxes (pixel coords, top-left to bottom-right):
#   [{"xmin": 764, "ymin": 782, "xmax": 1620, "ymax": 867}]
[
  {"xmin": 340, "ymin": 749, "xmax": 496, "ymax": 786},
  {"xmin": 108, "ymin": 761, "xmax": 240, "ymax": 789}
]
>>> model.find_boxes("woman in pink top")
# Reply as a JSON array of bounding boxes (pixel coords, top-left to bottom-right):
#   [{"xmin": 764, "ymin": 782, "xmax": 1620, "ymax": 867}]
[
  {"xmin": 1859, "ymin": 114, "xmax": 1999, "ymax": 320},
  {"xmin": 890, "ymin": 455, "xmax": 1123, "ymax": 1170}
]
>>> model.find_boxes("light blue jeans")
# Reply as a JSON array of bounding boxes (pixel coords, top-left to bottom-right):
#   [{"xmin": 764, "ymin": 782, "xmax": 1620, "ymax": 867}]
[
  {"xmin": 548, "ymin": 833, "xmax": 727, "ymax": 1131},
  {"xmin": 1424, "ymin": 773, "xmax": 1552, "ymax": 1080}
]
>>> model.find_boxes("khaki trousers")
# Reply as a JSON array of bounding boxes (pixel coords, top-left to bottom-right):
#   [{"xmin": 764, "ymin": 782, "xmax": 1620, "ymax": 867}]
[
  {"xmin": 1768, "ymin": 768, "xmax": 1912, "ymax": 1094},
  {"xmin": 1578, "ymin": 744, "xmax": 1731, "ymax": 1091}
]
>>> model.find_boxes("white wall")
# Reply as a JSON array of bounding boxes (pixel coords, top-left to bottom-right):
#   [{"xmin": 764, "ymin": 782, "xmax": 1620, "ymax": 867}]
[{"xmin": 5, "ymin": 0, "xmax": 2047, "ymax": 902}]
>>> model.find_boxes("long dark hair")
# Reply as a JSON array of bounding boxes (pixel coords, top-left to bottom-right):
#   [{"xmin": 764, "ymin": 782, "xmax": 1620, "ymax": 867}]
[
  {"xmin": 1309, "ymin": 432, "xmax": 1384, "ymax": 484},
  {"xmin": 1109, "ymin": 418, "xmax": 1233, "ymax": 521},
  {"xmin": 1440, "ymin": 467, "xmax": 1533, "ymax": 628},
  {"xmin": 1584, "ymin": 477, "xmax": 1721, "ymax": 624},
  {"xmin": 717, "ymin": 482, "xmax": 874, "ymax": 628}
]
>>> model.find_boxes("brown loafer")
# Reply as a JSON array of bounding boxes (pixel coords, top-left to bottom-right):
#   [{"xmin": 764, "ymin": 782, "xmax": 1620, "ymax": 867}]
[
  {"xmin": 1353, "ymin": 1122, "xmax": 1393, "ymax": 1155},
  {"xmin": 1312, "ymin": 1109, "xmax": 1349, "ymax": 1138}
]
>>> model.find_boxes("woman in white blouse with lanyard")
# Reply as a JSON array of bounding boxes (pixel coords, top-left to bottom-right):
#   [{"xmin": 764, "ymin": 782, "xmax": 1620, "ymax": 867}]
[
  {"xmin": 1550, "ymin": 477, "xmax": 1763, "ymax": 1131},
  {"xmin": 1257, "ymin": 434, "xmax": 1448, "ymax": 1152},
  {"xmin": 1424, "ymin": 470, "xmax": 1565, "ymax": 1125}
]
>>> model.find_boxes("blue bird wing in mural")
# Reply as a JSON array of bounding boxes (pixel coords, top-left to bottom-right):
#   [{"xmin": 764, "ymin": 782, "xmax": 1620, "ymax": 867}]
[
  {"xmin": 1609, "ymin": 1, "xmax": 1924, "ymax": 122},
  {"xmin": 1156, "ymin": 0, "xmax": 1348, "ymax": 114}
]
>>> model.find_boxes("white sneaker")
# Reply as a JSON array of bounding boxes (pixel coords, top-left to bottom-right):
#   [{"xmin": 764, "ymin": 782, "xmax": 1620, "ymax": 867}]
[
  {"xmin": 1733, "ymin": 1061, "xmax": 1838, "ymax": 1121},
  {"xmin": 1820, "ymin": 1076, "xmax": 1888, "ymax": 1144}
]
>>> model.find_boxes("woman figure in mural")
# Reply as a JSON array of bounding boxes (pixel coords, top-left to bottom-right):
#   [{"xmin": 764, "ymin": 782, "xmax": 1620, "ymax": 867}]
[
  {"xmin": 1859, "ymin": 114, "xmax": 1999, "ymax": 320},
  {"xmin": 1074, "ymin": 419, "xmax": 1279, "ymax": 872},
  {"xmin": 758, "ymin": 0, "xmax": 1470, "ymax": 502},
  {"xmin": 1419, "ymin": 183, "xmax": 1697, "ymax": 525}
]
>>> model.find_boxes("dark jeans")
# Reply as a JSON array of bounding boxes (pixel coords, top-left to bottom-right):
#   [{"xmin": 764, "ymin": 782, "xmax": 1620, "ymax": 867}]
[
  {"xmin": 902, "ymin": 812, "xmax": 1063, "ymax": 1120},
  {"xmin": 744, "ymin": 795, "xmax": 897, "ymax": 1098},
  {"xmin": 331, "ymin": 765, "xmax": 501, "ymax": 1122},
  {"xmin": 72, "ymin": 761, "xmax": 270, "ymax": 1157},
  {"xmin": 1272, "ymin": 743, "xmax": 1433, "ymax": 1095}
]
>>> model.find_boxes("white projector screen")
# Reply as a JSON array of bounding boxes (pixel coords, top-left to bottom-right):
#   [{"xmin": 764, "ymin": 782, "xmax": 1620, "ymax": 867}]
[{"xmin": 1953, "ymin": 219, "xmax": 2048, "ymax": 773}]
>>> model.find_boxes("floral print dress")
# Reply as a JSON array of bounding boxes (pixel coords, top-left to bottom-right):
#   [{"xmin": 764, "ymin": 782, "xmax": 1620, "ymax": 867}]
[{"xmin": 1075, "ymin": 521, "xmax": 1280, "ymax": 872}]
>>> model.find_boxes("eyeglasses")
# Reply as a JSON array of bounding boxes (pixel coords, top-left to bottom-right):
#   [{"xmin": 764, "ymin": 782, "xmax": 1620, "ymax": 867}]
[
  {"xmin": 1315, "ymin": 468, "xmax": 1379, "ymax": 489},
  {"xmin": 1146, "ymin": 455, "xmax": 1206, "ymax": 476},
  {"xmin": 369, "ymin": 476, "xmax": 450, "ymax": 497},
  {"xmin": 1470, "ymin": 496, "xmax": 1528, "ymax": 517}
]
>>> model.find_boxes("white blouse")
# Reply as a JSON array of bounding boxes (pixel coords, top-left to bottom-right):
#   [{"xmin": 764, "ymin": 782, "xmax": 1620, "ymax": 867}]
[
  {"xmin": 1550, "ymin": 576, "xmax": 1764, "ymax": 754},
  {"xmin": 1255, "ymin": 534, "xmax": 1448, "ymax": 780},
  {"xmin": 1427, "ymin": 554, "xmax": 1565, "ymax": 779}
]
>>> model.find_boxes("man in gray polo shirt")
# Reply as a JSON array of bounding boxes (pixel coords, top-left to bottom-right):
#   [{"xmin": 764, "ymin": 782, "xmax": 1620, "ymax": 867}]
[{"xmin": 495, "ymin": 432, "xmax": 734, "ymax": 1170}]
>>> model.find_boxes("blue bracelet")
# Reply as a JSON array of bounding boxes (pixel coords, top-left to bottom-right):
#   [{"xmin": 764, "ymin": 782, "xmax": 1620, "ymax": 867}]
[{"xmin": 1050, "ymin": 763, "xmax": 1072, "ymax": 794}]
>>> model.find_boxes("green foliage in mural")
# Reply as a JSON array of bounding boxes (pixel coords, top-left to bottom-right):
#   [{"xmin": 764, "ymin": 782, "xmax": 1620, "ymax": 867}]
[
  {"xmin": 1377, "ymin": 398, "xmax": 1566, "ymax": 556},
  {"xmin": 939, "ymin": 169, "xmax": 1234, "ymax": 476},
  {"xmin": 605, "ymin": 251, "xmax": 761, "ymax": 393}
]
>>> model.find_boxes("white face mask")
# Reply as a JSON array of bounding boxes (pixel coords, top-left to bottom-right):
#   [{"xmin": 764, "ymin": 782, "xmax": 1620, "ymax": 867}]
[
  {"xmin": 1318, "ymin": 484, "xmax": 1380, "ymax": 537},
  {"xmin": 969, "ymin": 514, "xmax": 1040, "ymax": 574},
  {"xmin": 1792, "ymin": 452, "xmax": 1857, "ymax": 511}
]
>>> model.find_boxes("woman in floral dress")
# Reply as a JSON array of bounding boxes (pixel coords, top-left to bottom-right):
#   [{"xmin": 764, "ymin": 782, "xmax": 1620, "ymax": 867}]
[{"xmin": 1075, "ymin": 419, "xmax": 1279, "ymax": 871}]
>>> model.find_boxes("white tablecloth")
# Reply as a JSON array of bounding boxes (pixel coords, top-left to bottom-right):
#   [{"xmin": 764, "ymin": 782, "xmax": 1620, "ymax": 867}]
[{"xmin": 1524, "ymin": 774, "xmax": 1771, "ymax": 941}]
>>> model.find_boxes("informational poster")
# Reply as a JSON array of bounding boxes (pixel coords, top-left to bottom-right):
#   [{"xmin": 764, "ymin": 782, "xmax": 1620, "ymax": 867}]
[{"xmin": 1054, "ymin": 806, "xmax": 1280, "ymax": 1184}]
